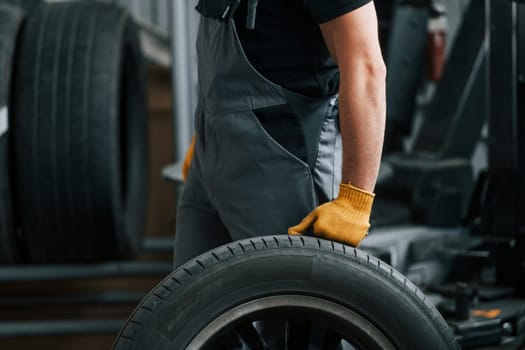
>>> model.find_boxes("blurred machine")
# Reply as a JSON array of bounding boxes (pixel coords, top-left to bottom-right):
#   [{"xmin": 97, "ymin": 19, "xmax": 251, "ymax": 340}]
[{"xmin": 364, "ymin": 0, "xmax": 525, "ymax": 348}]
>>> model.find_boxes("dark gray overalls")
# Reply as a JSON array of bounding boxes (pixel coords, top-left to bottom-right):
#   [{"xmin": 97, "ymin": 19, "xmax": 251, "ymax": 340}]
[{"xmin": 174, "ymin": 0, "xmax": 342, "ymax": 268}]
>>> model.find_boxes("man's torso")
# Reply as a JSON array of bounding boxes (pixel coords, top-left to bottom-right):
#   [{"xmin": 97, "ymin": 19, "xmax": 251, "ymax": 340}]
[{"xmin": 233, "ymin": 0, "xmax": 338, "ymax": 97}]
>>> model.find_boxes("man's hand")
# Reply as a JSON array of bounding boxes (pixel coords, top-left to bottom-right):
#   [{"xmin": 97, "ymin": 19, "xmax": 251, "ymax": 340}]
[
  {"xmin": 182, "ymin": 136, "xmax": 196, "ymax": 182},
  {"xmin": 288, "ymin": 183, "xmax": 374, "ymax": 247}
]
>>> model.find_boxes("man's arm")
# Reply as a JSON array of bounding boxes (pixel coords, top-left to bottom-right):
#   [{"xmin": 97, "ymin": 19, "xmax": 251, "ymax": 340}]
[
  {"xmin": 288, "ymin": 2, "xmax": 385, "ymax": 246},
  {"xmin": 320, "ymin": 2, "xmax": 386, "ymax": 192}
]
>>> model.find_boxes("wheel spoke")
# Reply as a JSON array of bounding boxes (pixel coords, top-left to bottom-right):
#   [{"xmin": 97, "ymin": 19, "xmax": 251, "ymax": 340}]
[
  {"xmin": 320, "ymin": 330, "xmax": 343, "ymax": 350},
  {"xmin": 204, "ymin": 332, "xmax": 244, "ymax": 350},
  {"xmin": 306, "ymin": 323, "xmax": 343, "ymax": 350},
  {"xmin": 236, "ymin": 322, "xmax": 270, "ymax": 350},
  {"xmin": 340, "ymin": 340, "xmax": 359, "ymax": 350},
  {"xmin": 254, "ymin": 319, "xmax": 286, "ymax": 350},
  {"xmin": 284, "ymin": 318, "xmax": 311, "ymax": 350}
]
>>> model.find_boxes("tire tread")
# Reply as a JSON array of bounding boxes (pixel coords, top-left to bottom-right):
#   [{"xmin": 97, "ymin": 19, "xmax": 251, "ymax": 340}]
[{"xmin": 10, "ymin": 1, "xmax": 146, "ymax": 262}]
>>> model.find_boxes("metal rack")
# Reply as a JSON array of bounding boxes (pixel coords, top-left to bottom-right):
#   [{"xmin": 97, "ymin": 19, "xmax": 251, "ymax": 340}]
[{"xmin": 0, "ymin": 238, "xmax": 174, "ymax": 338}]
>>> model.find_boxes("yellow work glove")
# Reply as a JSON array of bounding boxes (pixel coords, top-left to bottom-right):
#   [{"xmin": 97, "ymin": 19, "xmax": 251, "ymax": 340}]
[
  {"xmin": 288, "ymin": 183, "xmax": 374, "ymax": 247},
  {"xmin": 182, "ymin": 136, "xmax": 196, "ymax": 182}
]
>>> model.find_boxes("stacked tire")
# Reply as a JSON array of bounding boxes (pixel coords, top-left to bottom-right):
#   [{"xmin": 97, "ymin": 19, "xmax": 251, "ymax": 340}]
[
  {"xmin": 0, "ymin": 3, "xmax": 24, "ymax": 263},
  {"xmin": 0, "ymin": 0, "xmax": 148, "ymax": 263}
]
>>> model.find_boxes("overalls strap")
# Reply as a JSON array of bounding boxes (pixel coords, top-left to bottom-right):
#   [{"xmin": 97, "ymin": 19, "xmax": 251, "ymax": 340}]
[{"xmin": 196, "ymin": 0, "xmax": 259, "ymax": 29}]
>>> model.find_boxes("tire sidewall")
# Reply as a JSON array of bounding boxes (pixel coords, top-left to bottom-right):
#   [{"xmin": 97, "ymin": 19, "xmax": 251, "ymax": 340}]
[
  {"xmin": 112, "ymin": 17, "xmax": 148, "ymax": 259},
  {"xmin": 127, "ymin": 245, "xmax": 454, "ymax": 349}
]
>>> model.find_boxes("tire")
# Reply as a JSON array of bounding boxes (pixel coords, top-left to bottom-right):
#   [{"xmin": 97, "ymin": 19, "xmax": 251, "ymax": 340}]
[
  {"xmin": 10, "ymin": 1, "xmax": 148, "ymax": 262},
  {"xmin": 0, "ymin": 0, "xmax": 41, "ymax": 14},
  {"xmin": 113, "ymin": 236, "xmax": 460, "ymax": 349},
  {"xmin": 0, "ymin": 3, "xmax": 23, "ymax": 264}
]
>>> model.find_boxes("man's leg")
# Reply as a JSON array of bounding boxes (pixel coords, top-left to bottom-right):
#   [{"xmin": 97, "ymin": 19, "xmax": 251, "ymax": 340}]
[{"xmin": 173, "ymin": 166, "xmax": 232, "ymax": 269}]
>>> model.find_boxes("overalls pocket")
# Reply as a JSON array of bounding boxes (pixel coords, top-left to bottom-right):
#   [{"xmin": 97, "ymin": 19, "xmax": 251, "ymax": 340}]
[
  {"xmin": 252, "ymin": 104, "xmax": 309, "ymax": 166},
  {"xmin": 206, "ymin": 110, "xmax": 316, "ymax": 240},
  {"xmin": 249, "ymin": 110, "xmax": 310, "ymax": 170}
]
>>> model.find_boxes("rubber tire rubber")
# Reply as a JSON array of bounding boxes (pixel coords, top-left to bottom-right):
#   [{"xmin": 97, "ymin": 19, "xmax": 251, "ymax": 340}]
[
  {"xmin": 0, "ymin": 3, "xmax": 24, "ymax": 264},
  {"xmin": 0, "ymin": 0, "xmax": 41, "ymax": 14},
  {"xmin": 10, "ymin": 1, "xmax": 148, "ymax": 262},
  {"xmin": 113, "ymin": 235, "xmax": 460, "ymax": 349}
]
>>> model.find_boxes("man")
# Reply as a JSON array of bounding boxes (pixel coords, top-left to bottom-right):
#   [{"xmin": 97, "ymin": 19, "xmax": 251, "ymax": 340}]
[{"xmin": 174, "ymin": 0, "xmax": 386, "ymax": 268}]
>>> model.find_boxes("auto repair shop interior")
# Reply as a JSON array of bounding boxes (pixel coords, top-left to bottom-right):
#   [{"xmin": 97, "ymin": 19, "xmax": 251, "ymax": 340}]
[{"xmin": 0, "ymin": 0, "xmax": 524, "ymax": 349}]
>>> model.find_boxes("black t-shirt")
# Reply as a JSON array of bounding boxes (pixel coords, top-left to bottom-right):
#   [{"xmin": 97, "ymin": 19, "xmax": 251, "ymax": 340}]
[{"xmin": 234, "ymin": 0, "xmax": 371, "ymax": 97}]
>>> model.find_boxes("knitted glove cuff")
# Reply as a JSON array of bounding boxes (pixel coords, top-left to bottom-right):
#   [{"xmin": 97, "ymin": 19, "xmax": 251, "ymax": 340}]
[{"xmin": 337, "ymin": 183, "xmax": 375, "ymax": 219}]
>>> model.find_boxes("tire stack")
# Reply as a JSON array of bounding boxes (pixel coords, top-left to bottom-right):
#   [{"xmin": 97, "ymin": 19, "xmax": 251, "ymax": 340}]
[{"xmin": 0, "ymin": 0, "xmax": 148, "ymax": 263}]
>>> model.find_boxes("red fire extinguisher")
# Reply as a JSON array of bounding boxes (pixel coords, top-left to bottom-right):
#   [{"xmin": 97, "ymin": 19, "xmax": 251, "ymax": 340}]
[{"xmin": 427, "ymin": 2, "xmax": 447, "ymax": 82}]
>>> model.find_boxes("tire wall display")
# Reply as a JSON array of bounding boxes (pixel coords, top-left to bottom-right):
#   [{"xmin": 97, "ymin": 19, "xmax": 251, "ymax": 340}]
[
  {"xmin": 10, "ymin": 1, "xmax": 148, "ymax": 262},
  {"xmin": 113, "ymin": 236, "xmax": 460, "ymax": 350},
  {"xmin": 0, "ymin": 4, "xmax": 24, "ymax": 264}
]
